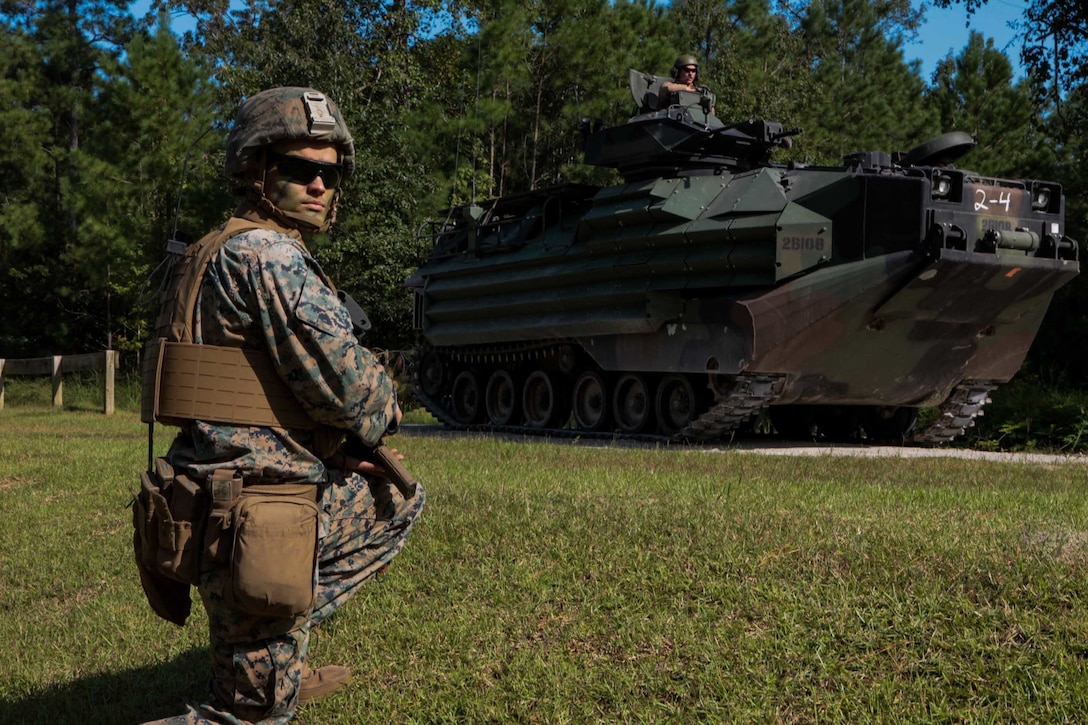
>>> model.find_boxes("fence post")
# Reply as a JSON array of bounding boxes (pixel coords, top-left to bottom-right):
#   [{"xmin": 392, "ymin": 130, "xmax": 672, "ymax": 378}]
[
  {"xmin": 103, "ymin": 350, "xmax": 117, "ymax": 415},
  {"xmin": 52, "ymin": 355, "xmax": 63, "ymax": 408},
  {"xmin": 0, "ymin": 352, "xmax": 117, "ymax": 413}
]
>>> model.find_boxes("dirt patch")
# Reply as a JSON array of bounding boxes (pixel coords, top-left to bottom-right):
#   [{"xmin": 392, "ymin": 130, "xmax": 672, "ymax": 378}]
[
  {"xmin": 1021, "ymin": 530, "xmax": 1088, "ymax": 565},
  {"xmin": 0, "ymin": 476, "xmax": 34, "ymax": 491}
]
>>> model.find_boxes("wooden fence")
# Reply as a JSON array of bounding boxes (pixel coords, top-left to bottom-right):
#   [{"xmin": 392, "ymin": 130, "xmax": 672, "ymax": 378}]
[{"xmin": 0, "ymin": 350, "xmax": 119, "ymax": 414}]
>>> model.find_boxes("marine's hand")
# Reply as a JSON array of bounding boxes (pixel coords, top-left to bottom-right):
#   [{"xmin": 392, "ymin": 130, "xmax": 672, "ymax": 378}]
[
  {"xmin": 335, "ymin": 438, "xmax": 418, "ymax": 498},
  {"xmin": 327, "ymin": 447, "xmax": 404, "ymax": 478}
]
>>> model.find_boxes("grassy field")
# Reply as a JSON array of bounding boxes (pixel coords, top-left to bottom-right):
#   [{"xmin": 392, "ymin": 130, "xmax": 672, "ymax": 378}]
[{"xmin": 2, "ymin": 404, "xmax": 1088, "ymax": 724}]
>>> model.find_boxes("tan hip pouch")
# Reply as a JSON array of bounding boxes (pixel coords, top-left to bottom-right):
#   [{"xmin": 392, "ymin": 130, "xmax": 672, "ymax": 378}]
[{"xmin": 227, "ymin": 484, "xmax": 320, "ymax": 618}]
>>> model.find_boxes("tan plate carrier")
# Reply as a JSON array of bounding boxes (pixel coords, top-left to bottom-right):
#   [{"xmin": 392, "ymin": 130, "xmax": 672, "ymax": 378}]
[
  {"xmin": 141, "ymin": 338, "xmax": 317, "ymax": 430},
  {"xmin": 140, "ymin": 212, "xmax": 418, "ymax": 499},
  {"xmin": 142, "ymin": 213, "xmax": 318, "ymax": 432}
]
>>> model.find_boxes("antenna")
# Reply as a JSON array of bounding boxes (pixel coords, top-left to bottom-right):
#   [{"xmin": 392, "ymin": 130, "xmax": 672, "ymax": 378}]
[
  {"xmin": 138, "ymin": 125, "xmax": 215, "ymax": 308},
  {"xmin": 167, "ymin": 125, "xmax": 214, "ymax": 255}
]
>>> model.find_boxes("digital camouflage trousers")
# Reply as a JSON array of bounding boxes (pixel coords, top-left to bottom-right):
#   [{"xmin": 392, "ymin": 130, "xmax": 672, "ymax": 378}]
[{"xmin": 142, "ymin": 471, "xmax": 425, "ymax": 725}]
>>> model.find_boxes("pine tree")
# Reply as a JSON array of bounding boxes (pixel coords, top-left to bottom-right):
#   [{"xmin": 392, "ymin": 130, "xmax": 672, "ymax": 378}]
[
  {"xmin": 926, "ymin": 31, "xmax": 1041, "ymax": 179},
  {"xmin": 0, "ymin": 3, "xmax": 221, "ymax": 355},
  {"xmin": 788, "ymin": 0, "xmax": 935, "ymax": 164}
]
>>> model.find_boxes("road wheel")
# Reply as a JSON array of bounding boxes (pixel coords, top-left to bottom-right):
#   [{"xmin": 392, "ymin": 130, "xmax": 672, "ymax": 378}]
[
  {"xmin": 655, "ymin": 374, "xmax": 698, "ymax": 436},
  {"xmin": 522, "ymin": 370, "xmax": 568, "ymax": 428},
  {"xmin": 613, "ymin": 373, "xmax": 652, "ymax": 434},
  {"xmin": 417, "ymin": 350, "xmax": 445, "ymax": 398},
  {"xmin": 485, "ymin": 369, "xmax": 519, "ymax": 425},
  {"xmin": 572, "ymin": 370, "xmax": 610, "ymax": 432},
  {"xmin": 450, "ymin": 370, "xmax": 483, "ymax": 424}
]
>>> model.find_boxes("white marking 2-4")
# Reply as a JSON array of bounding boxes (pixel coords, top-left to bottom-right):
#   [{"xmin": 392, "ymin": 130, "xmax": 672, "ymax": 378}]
[{"xmin": 974, "ymin": 189, "xmax": 1012, "ymax": 212}]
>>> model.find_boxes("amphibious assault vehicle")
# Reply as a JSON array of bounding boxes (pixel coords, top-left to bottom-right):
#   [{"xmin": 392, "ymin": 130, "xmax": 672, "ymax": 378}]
[{"xmin": 406, "ymin": 70, "xmax": 1080, "ymax": 444}]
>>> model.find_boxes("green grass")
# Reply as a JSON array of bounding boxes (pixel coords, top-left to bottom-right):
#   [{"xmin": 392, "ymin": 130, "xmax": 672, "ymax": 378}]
[
  {"xmin": 0, "ymin": 369, "xmax": 143, "ymax": 413},
  {"xmin": 2, "ymin": 407, "xmax": 1088, "ymax": 723}
]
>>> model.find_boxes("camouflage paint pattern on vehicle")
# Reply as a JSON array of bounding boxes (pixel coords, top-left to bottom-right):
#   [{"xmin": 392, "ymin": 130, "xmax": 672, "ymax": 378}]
[{"xmin": 406, "ymin": 71, "xmax": 1079, "ymax": 444}]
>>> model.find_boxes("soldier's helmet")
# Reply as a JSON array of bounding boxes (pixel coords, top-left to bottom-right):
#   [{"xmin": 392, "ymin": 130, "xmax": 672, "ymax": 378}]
[
  {"xmin": 671, "ymin": 54, "xmax": 700, "ymax": 82},
  {"xmin": 225, "ymin": 87, "xmax": 355, "ymax": 180}
]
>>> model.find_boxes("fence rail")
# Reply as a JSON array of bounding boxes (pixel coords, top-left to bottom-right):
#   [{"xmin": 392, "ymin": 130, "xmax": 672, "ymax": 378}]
[{"xmin": 0, "ymin": 350, "xmax": 119, "ymax": 414}]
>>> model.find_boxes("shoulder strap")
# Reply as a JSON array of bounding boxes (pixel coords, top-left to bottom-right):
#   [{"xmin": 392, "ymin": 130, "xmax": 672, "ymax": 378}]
[{"xmin": 154, "ymin": 217, "xmax": 264, "ymax": 343}]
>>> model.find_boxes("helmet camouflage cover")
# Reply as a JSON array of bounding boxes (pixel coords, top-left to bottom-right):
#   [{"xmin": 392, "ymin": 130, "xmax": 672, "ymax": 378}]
[
  {"xmin": 225, "ymin": 87, "xmax": 355, "ymax": 180},
  {"xmin": 671, "ymin": 54, "xmax": 700, "ymax": 80}
]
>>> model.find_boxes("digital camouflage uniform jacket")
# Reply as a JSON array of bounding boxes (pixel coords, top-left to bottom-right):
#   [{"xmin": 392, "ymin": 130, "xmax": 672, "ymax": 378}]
[{"xmin": 167, "ymin": 203, "xmax": 398, "ymax": 480}]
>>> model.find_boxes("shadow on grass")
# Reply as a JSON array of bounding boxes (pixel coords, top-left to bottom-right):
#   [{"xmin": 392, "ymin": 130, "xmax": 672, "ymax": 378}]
[{"xmin": 0, "ymin": 647, "xmax": 209, "ymax": 724}]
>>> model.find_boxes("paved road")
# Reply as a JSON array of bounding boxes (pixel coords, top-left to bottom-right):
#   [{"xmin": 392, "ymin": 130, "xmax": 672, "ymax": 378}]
[
  {"xmin": 402, "ymin": 424, "xmax": 1088, "ymax": 466},
  {"xmin": 724, "ymin": 440, "xmax": 1087, "ymax": 465}
]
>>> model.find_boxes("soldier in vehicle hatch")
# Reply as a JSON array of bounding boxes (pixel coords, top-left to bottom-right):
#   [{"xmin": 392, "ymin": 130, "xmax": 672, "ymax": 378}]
[
  {"xmin": 660, "ymin": 53, "xmax": 715, "ymax": 114},
  {"xmin": 135, "ymin": 87, "xmax": 425, "ymax": 724}
]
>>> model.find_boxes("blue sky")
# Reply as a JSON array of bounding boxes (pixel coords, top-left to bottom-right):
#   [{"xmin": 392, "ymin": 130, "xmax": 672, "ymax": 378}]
[
  {"xmin": 906, "ymin": 0, "xmax": 1028, "ymax": 80},
  {"xmin": 131, "ymin": 0, "xmax": 1029, "ymax": 82}
]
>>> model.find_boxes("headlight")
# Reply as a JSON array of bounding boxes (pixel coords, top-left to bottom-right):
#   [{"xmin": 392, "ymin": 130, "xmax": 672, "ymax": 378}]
[
  {"xmin": 932, "ymin": 173, "xmax": 952, "ymax": 198},
  {"xmin": 1032, "ymin": 186, "xmax": 1051, "ymax": 211}
]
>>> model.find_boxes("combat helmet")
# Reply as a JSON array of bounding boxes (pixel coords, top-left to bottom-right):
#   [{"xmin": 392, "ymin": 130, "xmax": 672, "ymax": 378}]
[
  {"xmin": 671, "ymin": 54, "xmax": 700, "ymax": 82},
  {"xmin": 225, "ymin": 87, "xmax": 355, "ymax": 232}
]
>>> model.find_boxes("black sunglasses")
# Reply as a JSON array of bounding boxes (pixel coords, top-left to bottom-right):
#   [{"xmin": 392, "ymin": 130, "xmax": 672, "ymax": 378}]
[
  {"xmin": 267, "ymin": 152, "xmax": 343, "ymax": 189},
  {"xmin": 681, "ymin": 66, "xmax": 697, "ymax": 73}
]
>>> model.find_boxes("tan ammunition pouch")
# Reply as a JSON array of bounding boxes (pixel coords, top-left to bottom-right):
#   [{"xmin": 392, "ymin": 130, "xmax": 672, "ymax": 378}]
[
  {"xmin": 203, "ymin": 469, "xmax": 319, "ymax": 617},
  {"xmin": 133, "ymin": 462, "xmax": 320, "ymax": 622},
  {"xmin": 133, "ymin": 458, "xmax": 208, "ymax": 586},
  {"xmin": 131, "ymin": 458, "xmax": 208, "ymax": 626}
]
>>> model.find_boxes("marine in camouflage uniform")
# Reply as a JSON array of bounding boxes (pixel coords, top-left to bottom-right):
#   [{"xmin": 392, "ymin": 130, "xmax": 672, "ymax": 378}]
[
  {"xmin": 660, "ymin": 54, "xmax": 715, "ymax": 115},
  {"xmin": 143, "ymin": 87, "xmax": 425, "ymax": 724}
]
